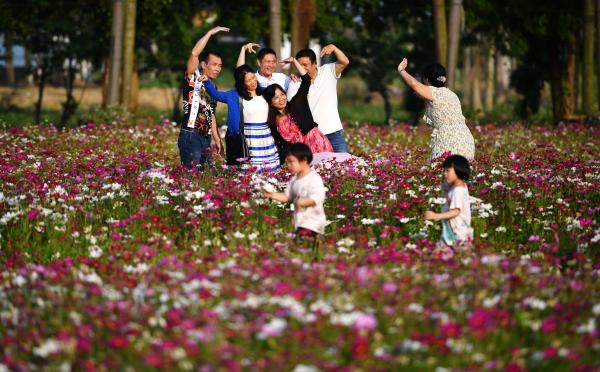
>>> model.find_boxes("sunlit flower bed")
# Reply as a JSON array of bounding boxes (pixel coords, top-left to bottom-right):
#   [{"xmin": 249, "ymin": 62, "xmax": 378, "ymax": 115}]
[{"xmin": 0, "ymin": 120, "xmax": 599, "ymax": 370}]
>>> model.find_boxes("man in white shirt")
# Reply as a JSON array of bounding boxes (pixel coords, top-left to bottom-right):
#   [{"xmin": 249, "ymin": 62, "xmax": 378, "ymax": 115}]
[
  {"xmin": 236, "ymin": 44, "xmax": 290, "ymax": 90},
  {"xmin": 286, "ymin": 45, "xmax": 350, "ymax": 153}
]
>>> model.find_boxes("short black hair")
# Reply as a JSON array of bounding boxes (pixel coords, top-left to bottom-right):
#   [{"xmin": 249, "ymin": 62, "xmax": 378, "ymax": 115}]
[
  {"xmin": 286, "ymin": 142, "xmax": 313, "ymax": 164},
  {"xmin": 295, "ymin": 48, "xmax": 317, "ymax": 65},
  {"xmin": 201, "ymin": 50, "xmax": 222, "ymax": 63},
  {"xmin": 257, "ymin": 48, "xmax": 277, "ymax": 61},
  {"xmin": 442, "ymin": 155, "xmax": 470, "ymax": 181},
  {"xmin": 423, "ymin": 63, "xmax": 447, "ymax": 88}
]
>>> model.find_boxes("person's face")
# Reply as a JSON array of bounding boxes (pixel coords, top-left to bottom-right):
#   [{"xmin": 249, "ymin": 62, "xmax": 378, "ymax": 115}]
[
  {"xmin": 286, "ymin": 155, "xmax": 307, "ymax": 174},
  {"xmin": 444, "ymin": 166, "xmax": 458, "ymax": 185},
  {"xmin": 297, "ymin": 57, "xmax": 317, "ymax": 76},
  {"xmin": 201, "ymin": 55, "xmax": 222, "ymax": 79},
  {"xmin": 271, "ymin": 88, "xmax": 287, "ymax": 111},
  {"xmin": 258, "ymin": 53, "xmax": 277, "ymax": 78},
  {"xmin": 244, "ymin": 72, "xmax": 258, "ymax": 92}
]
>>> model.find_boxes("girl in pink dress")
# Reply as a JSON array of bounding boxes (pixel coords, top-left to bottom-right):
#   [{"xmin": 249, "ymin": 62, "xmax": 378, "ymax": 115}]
[{"xmin": 262, "ymin": 57, "xmax": 332, "ymax": 163}]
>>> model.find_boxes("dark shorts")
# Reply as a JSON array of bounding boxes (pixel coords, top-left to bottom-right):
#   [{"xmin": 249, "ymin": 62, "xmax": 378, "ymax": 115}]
[{"xmin": 295, "ymin": 227, "xmax": 318, "ymax": 238}]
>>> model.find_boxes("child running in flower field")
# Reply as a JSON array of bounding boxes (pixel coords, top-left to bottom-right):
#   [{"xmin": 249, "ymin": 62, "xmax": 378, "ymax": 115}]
[
  {"xmin": 264, "ymin": 143, "xmax": 326, "ymax": 238},
  {"xmin": 425, "ymin": 155, "xmax": 474, "ymax": 253}
]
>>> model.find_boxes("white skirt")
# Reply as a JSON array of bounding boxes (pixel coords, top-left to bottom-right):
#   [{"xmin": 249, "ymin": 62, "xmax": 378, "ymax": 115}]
[{"xmin": 244, "ymin": 122, "xmax": 280, "ymax": 170}]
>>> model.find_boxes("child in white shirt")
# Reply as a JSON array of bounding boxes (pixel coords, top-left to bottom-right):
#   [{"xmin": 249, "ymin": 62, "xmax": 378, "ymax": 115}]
[
  {"xmin": 425, "ymin": 155, "xmax": 474, "ymax": 252},
  {"xmin": 264, "ymin": 143, "xmax": 326, "ymax": 237}
]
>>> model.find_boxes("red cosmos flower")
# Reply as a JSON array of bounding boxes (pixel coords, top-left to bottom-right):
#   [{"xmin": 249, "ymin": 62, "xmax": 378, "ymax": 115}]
[
  {"xmin": 440, "ymin": 322, "xmax": 462, "ymax": 338},
  {"xmin": 108, "ymin": 335, "xmax": 129, "ymax": 349},
  {"xmin": 468, "ymin": 309, "xmax": 493, "ymax": 338},
  {"xmin": 506, "ymin": 362, "xmax": 525, "ymax": 372},
  {"xmin": 543, "ymin": 347, "xmax": 558, "ymax": 359},
  {"xmin": 351, "ymin": 334, "xmax": 370, "ymax": 359},
  {"xmin": 262, "ymin": 215, "xmax": 277, "ymax": 225},
  {"xmin": 541, "ymin": 316, "xmax": 559, "ymax": 333},
  {"xmin": 27, "ymin": 208, "xmax": 40, "ymax": 221}
]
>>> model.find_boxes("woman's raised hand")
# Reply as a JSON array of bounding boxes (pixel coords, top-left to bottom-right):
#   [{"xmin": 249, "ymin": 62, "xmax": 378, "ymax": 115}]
[
  {"xmin": 209, "ymin": 26, "xmax": 230, "ymax": 35},
  {"xmin": 398, "ymin": 58, "xmax": 408, "ymax": 72},
  {"xmin": 243, "ymin": 43, "xmax": 260, "ymax": 54}
]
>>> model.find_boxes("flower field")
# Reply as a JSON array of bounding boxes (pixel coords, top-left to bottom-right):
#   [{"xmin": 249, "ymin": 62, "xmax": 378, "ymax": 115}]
[{"xmin": 0, "ymin": 120, "xmax": 599, "ymax": 371}]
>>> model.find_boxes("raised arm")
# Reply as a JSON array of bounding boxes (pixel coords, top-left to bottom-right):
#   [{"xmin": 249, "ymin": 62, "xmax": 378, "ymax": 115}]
[
  {"xmin": 397, "ymin": 58, "xmax": 433, "ymax": 101},
  {"xmin": 236, "ymin": 43, "xmax": 260, "ymax": 68},
  {"xmin": 320, "ymin": 44, "xmax": 350, "ymax": 77},
  {"xmin": 186, "ymin": 26, "xmax": 230, "ymax": 76},
  {"xmin": 281, "ymin": 57, "xmax": 307, "ymax": 76}
]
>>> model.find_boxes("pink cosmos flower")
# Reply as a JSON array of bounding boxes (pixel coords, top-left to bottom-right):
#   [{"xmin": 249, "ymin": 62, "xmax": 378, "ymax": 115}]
[{"xmin": 354, "ymin": 313, "xmax": 377, "ymax": 331}]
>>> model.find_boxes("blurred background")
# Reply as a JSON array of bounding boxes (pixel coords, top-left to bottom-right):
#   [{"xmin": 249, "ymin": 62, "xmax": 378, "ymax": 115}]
[{"xmin": 0, "ymin": 0, "xmax": 598, "ymax": 128}]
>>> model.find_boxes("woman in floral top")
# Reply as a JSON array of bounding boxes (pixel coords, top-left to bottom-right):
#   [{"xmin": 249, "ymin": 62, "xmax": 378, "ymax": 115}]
[{"xmin": 397, "ymin": 58, "xmax": 475, "ymax": 162}]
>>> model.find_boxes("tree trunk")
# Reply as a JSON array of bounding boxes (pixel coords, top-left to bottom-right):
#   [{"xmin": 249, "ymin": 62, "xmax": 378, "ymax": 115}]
[
  {"xmin": 130, "ymin": 56, "xmax": 139, "ymax": 112},
  {"xmin": 485, "ymin": 44, "xmax": 495, "ymax": 112},
  {"xmin": 495, "ymin": 48, "xmax": 507, "ymax": 104},
  {"xmin": 462, "ymin": 47, "xmax": 472, "ymax": 110},
  {"xmin": 60, "ymin": 58, "xmax": 78, "ymax": 126},
  {"xmin": 471, "ymin": 46, "xmax": 482, "ymax": 114},
  {"xmin": 432, "ymin": 0, "xmax": 448, "ymax": 66},
  {"xmin": 291, "ymin": 0, "xmax": 316, "ymax": 54},
  {"xmin": 107, "ymin": 0, "xmax": 124, "ymax": 107},
  {"xmin": 549, "ymin": 42, "xmax": 564, "ymax": 121},
  {"xmin": 562, "ymin": 37, "xmax": 577, "ymax": 118},
  {"xmin": 25, "ymin": 48, "xmax": 33, "ymax": 85},
  {"xmin": 597, "ymin": 0, "xmax": 600, "ymax": 111},
  {"xmin": 35, "ymin": 62, "xmax": 47, "ymax": 124},
  {"xmin": 121, "ymin": 0, "xmax": 136, "ymax": 110},
  {"xmin": 446, "ymin": 0, "xmax": 461, "ymax": 88},
  {"xmin": 5, "ymin": 34, "xmax": 15, "ymax": 86},
  {"xmin": 379, "ymin": 89, "xmax": 392, "ymax": 125},
  {"xmin": 102, "ymin": 57, "xmax": 110, "ymax": 107},
  {"xmin": 583, "ymin": 0, "xmax": 595, "ymax": 115},
  {"xmin": 269, "ymin": 0, "xmax": 282, "ymax": 70},
  {"xmin": 550, "ymin": 36, "xmax": 577, "ymax": 121}
]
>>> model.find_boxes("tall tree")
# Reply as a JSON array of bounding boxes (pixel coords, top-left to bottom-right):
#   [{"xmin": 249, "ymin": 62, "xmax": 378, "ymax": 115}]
[
  {"xmin": 597, "ymin": 0, "xmax": 600, "ymax": 111},
  {"xmin": 462, "ymin": 47, "xmax": 472, "ymax": 109},
  {"xmin": 291, "ymin": 0, "xmax": 316, "ymax": 53},
  {"xmin": 446, "ymin": 0, "xmax": 462, "ymax": 88},
  {"xmin": 583, "ymin": 0, "xmax": 595, "ymax": 115},
  {"xmin": 121, "ymin": 0, "xmax": 137, "ymax": 110},
  {"xmin": 471, "ymin": 45, "xmax": 482, "ymax": 114},
  {"xmin": 269, "ymin": 0, "xmax": 282, "ymax": 62},
  {"xmin": 4, "ymin": 34, "xmax": 15, "ymax": 86},
  {"xmin": 107, "ymin": 0, "xmax": 124, "ymax": 107},
  {"xmin": 432, "ymin": 0, "xmax": 448, "ymax": 65},
  {"xmin": 313, "ymin": 0, "xmax": 434, "ymax": 124},
  {"xmin": 485, "ymin": 43, "xmax": 494, "ymax": 111},
  {"xmin": 494, "ymin": 49, "xmax": 507, "ymax": 104}
]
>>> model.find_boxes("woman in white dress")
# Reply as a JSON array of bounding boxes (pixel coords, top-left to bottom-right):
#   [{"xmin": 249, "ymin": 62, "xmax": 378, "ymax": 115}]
[{"xmin": 204, "ymin": 64, "xmax": 280, "ymax": 170}]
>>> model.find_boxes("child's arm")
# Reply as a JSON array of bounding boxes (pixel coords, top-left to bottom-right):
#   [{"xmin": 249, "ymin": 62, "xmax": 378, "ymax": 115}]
[
  {"xmin": 264, "ymin": 192, "xmax": 289, "ymax": 203},
  {"xmin": 295, "ymin": 174, "xmax": 324, "ymax": 209},
  {"xmin": 424, "ymin": 208, "xmax": 460, "ymax": 221},
  {"xmin": 295, "ymin": 197, "xmax": 316, "ymax": 209}
]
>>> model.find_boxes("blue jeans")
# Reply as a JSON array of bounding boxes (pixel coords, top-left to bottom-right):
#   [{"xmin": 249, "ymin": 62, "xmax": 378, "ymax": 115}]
[
  {"xmin": 325, "ymin": 129, "xmax": 349, "ymax": 153},
  {"xmin": 178, "ymin": 129, "xmax": 212, "ymax": 169}
]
